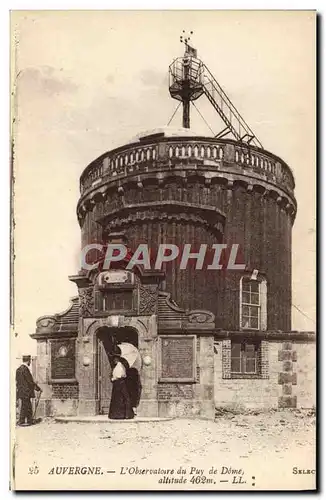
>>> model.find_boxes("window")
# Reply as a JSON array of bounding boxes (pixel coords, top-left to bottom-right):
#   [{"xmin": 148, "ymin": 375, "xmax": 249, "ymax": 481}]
[
  {"xmin": 240, "ymin": 276, "xmax": 267, "ymax": 330},
  {"xmin": 241, "ymin": 278, "xmax": 260, "ymax": 329},
  {"xmin": 102, "ymin": 291, "xmax": 133, "ymax": 312},
  {"xmin": 221, "ymin": 338, "xmax": 269, "ymax": 380},
  {"xmin": 231, "ymin": 341, "xmax": 259, "ymax": 374}
]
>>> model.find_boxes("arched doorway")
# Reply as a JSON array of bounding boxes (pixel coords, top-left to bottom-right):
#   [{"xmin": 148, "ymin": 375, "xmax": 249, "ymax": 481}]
[{"xmin": 96, "ymin": 326, "xmax": 140, "ymax": 415}]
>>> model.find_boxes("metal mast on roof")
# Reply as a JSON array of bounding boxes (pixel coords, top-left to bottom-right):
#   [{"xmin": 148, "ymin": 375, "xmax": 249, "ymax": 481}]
[{"xmin": 168, "ymin": 32, "xmax": 263, "ymax": 149}]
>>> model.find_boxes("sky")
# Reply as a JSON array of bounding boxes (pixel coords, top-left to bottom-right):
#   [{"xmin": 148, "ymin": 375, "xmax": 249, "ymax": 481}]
[{"xmin": 11, "ymin": 10, "xmax": 316, "ymax": 354}]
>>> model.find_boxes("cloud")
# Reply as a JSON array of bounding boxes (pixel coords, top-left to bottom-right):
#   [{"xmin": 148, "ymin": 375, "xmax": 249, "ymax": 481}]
[
  {"xmin": 105, "ymin": 74, "xmax": 115, "ymax": 84},
  {"xmin": 17, "ymin": 66, "xmax": 79, "ymax": 97},
  {"xmin": 138, "ymin": 68, "xmax": 167, "ymax": 88}
]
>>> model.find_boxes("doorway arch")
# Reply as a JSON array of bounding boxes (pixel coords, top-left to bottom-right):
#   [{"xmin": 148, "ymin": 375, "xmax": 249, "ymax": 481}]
[
  {"xmin": 96, "ymin": 326, "xmax": 140, "ymax": 415},
  {"xmin": 97, "ymin": 326, "xmax": 139, "ymax": 348}
]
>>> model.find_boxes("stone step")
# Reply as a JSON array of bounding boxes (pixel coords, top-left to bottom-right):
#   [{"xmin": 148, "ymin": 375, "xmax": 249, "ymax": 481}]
[{"xmin": 55, "ymin": 415, "xmax": 174, "ymax": 423}]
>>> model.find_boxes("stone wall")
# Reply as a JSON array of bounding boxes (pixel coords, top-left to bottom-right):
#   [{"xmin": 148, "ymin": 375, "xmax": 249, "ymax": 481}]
[
  {"xmin": 32, "ymin": 339, "xmax": 80, "ymax": 418},
  {"xmin": 214, "ymin": 339, "xmax": 316, "ymax": 410},
  {"xmin": 32, "ymin": 331, "xmax": 315, "ymax": 418},
  {"xmin": 157, "ymin": 335, "xmax": 215, "ymax": 419},
  {"xmin": 214, "ymin": 340, "xmax": 280, "ymax": 410},
  {"xmin": 295, "ymin": 342, "xmax": 316, "ymax": 409},
  {"xmin": 52, "ymin": 383, "xmax": 79, "ymax": 400}
]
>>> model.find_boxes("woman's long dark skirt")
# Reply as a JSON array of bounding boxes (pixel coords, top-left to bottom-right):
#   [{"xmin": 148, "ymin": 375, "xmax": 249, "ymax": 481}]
[
  {"xmin": 108, "ymin": 378, "xmax": 134, "ymax": 420},
  {"xmin": 126, "ymin": 368, "xmax": 142, "ymax": 408}
]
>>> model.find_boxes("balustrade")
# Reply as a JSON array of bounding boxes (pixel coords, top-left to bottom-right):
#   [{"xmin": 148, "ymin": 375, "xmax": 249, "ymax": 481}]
[{"xmin": 80, "ymin": 138, "xmax": 294, "ymax": 195}]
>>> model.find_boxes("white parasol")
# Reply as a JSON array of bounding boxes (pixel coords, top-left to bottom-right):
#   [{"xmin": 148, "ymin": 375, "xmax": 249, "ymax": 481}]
[{"xmin": 117, "ymin": 342, "xmax": 142, "ymax": 372}]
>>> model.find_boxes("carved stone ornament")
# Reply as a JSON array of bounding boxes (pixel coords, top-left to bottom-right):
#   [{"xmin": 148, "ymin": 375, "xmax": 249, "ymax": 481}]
[
  {"xmin": 158, "ymin": 291, "xmax": 215, "ymax": 330},
  {"xmin": 187, "ymin": 311, "xmax": 215, "ymax": 324},
  {"xmin": 79, "ymin": 287, "xmax": 94, "ymax": 317},
  {"xmin": 139, "ymin": 285, "xmax": 158, "ymax": 315},
  {"xmin": 36, "ymin": 317, "xmax": 57, "ymax": 329}
]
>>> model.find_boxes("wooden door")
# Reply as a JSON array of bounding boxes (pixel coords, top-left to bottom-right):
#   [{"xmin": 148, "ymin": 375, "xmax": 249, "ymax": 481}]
[{"xmin": 97, "ymin": 339, "xmax": 112, "ymax": 415}]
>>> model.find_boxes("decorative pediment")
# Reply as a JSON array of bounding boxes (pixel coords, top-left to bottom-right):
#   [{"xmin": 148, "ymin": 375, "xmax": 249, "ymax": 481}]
[
  {"xmin": 32, "ymin": 297, "xmax": 79, "ymax": 338},
  {"xmin": 158, "ymin": 291, "xmax": 215, "ymax": 330}
]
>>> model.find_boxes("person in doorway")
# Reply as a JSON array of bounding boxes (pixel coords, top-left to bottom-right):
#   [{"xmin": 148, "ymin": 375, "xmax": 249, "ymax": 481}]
[
  {"xmin": 125, "ymin": 367, "xmax": 142, "ymax": 416},
  {"xmin": 108, "ymin": 356, "xmax": 134, "ymax": 420},
  {"xmin": 16, "ymin": 355, "xmax": 42, "ymax": 426}
]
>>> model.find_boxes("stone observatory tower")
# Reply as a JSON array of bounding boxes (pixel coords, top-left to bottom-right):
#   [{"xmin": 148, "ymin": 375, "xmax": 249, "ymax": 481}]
[{"xmin": 32, "ymin": 37, "xmax": 315, "ymax": 420}]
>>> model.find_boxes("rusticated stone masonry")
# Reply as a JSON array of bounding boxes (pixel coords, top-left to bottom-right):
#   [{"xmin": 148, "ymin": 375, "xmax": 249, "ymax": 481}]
[
  {"xmin": 196, "ymin": 336, "xmax": 201, "ymax": 383},
  {"xmin": 259, "ymin": 341, "xmax": 269, "ymax": 379},
  {"xmin": 222, "ymin": 339, "xmax": 232, "ymax": 379},
  {"xmin": 157, "ymin": 384, "xmax": 194, "ymax": 400},
  {"xmin": 52, "ymin": 384, "xmax": 79, "ymax": 400},
  {"xmin": 278, "ymin": 341, "xmax": 297, "ymax": 408}
]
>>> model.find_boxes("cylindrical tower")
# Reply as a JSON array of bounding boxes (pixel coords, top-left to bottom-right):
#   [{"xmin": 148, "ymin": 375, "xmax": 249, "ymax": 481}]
[
  {"xmin": 77, "ymin": 126, "xmax": 296, "ymax": 332},
  {"xmin": 32, "ymin": 39, "xmax": 313, "ymax": 421}
]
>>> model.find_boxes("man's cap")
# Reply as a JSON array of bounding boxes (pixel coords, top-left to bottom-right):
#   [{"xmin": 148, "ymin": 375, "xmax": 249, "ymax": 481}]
[{"xmin": 22, "ymin": 355, "xmax": 31, "ymax": 362}]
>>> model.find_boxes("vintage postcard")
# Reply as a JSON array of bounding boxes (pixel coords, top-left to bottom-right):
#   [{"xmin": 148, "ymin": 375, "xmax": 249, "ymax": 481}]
[{"xmin": 10, "ymin": 10, "xmax": 316, "ymax": 491}]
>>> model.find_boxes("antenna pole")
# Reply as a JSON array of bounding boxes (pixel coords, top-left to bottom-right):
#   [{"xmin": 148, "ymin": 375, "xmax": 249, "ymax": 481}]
[
  {"xmin": 182, "ymin": 57, "xmax": 190, "ymax": 128},
  {"xmin": 169, "ymin": 31, "xmax": 263, "ymax": 147},
  {"xmin": 179, "ymin": 30, "xmax": 194, "ymax": 129},
  {"xmin": 182, "ymin": 98, "xmax": 190, "ymax": 128}
]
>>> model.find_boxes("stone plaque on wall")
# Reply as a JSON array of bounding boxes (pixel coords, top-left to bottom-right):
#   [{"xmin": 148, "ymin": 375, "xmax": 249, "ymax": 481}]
[
  {"xmin": 159, "ymin": 335, "xmax": 196, "ymax": 382},
  {"xmin": 98, "ymin": 270, "xmax": 134, "ymax": 287},
  {"xmin": 51, "ymin": 339, "xmax": 76, "ymax": 380}
]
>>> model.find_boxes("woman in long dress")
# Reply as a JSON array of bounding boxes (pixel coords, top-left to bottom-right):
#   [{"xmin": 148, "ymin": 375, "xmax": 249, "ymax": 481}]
[
  {"xmin": 125, "ymin": 367, "xmax": 142, "ymax": 415},
  {"xmin": 108, "ymin": 356, "xmax": 134, "ymax": 420}
]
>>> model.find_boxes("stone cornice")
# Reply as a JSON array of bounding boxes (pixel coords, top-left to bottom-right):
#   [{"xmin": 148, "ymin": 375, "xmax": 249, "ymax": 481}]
[
  {"xmin": 77, "ymin": 168, "xmax": 296, "ymax": 226},
  {"xmin": 30, "ymin": 330, "xmax": 78, "ymax": 340},
  {"xmin": 214, "ymin": 330, "xmax": 316, "ymax": 342},
  {"xmin": 78, "ymin": 163, "xmax": 295, "ymax": 202},
  {"xmin": 95, "ymin": 201, "xmax": 225, "ymax": 235},
  {"xmin": 157, "ymin": 329, "xmax": 316, "ymax": 341}
]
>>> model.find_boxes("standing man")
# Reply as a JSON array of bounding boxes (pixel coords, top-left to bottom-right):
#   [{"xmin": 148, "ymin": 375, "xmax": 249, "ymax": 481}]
[{"xmin": 16, "ymin": 355, "xmax": 42, "ymax": 426}]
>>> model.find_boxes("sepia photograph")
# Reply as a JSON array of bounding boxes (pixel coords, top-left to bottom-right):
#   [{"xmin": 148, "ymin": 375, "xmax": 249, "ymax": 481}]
[{"xmin": 10, "ymin": 10, "xmax": 316, "ymax": 491}]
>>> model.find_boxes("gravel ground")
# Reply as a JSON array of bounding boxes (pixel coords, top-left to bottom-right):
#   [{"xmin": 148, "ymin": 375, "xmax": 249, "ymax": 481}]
[{"xmin": 13, "ymin": 409, "xmax": 316, "ymax": 491}]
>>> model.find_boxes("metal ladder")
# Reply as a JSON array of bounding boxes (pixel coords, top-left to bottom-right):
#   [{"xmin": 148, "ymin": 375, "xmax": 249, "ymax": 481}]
[{"xmin": 202, "ymin": 63, "xmax": 263, "ymax": 149}]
